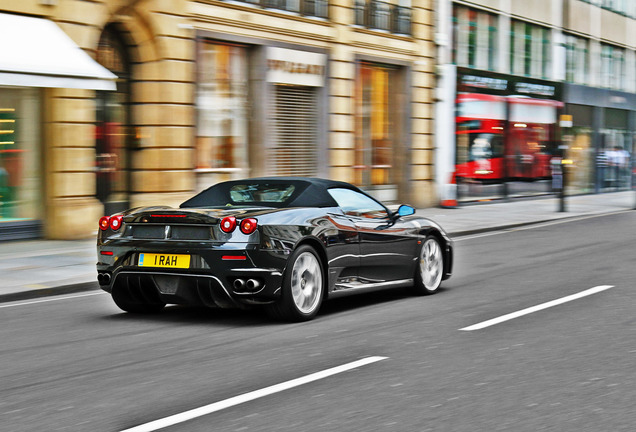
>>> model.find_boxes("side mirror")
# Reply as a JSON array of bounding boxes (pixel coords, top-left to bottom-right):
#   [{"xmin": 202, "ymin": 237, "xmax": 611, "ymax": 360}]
[{"xmin": 396, "ymin": 205, "xmax": 415, "ymax": 217}]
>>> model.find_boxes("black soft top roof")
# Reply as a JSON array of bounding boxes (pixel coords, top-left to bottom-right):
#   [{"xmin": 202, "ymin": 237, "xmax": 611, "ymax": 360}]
[{"xmin": 180, "ymin": 177, "xmax": 366, "ymax": 209}]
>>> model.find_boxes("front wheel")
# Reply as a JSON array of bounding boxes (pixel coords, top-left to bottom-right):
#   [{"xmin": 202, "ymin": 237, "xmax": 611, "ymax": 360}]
[
  {"xmin": 266, "ymin": 245, "xmax": 325, "ymax": 322},
  {"xmin": 411, "ymin": 236, "xmax": 444, "ymax": 295}
]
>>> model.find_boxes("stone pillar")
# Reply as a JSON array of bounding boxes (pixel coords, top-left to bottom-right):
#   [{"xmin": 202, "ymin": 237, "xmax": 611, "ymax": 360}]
[{"xmin": 44, "ymin": 88, "xmax": 103, "ymax": 239}]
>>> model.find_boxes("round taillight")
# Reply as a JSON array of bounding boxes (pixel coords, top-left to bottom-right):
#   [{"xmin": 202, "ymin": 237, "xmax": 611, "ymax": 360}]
[
  {"xmin": 240, "ymin": 218, "xmax": 258, "ymax": 235},
  {"xmin": 220, "ymin": 216, "xmax": 237, "ymax": 233},
  {"xmin": 99, "ymin": 216, "xmax": 110, "ymax": 231},
  {"xmin": 109, "ymin": 215, "xmax": 123, "ymax": 231}
]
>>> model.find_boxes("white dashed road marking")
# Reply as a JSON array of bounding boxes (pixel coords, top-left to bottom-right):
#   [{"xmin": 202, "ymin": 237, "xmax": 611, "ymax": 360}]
[
  {"xmin": 120, "ymin": 356, "xmax": 388, "ymax": 432},
  {"xmin": 460, "ymin": 285, "xmax": 614, "ymax": 331}
]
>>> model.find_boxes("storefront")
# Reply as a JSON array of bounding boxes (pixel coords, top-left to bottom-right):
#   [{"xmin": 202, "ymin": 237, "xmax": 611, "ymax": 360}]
[
  {"xmin": 564, "ymin": 84, "xmax": 635, "ymax": 195},
  {"xmin": 354, "ymin": 60, "xmax": 410, "ymax": 203},
  {"xmin": 266, "ymin": 47, "xmax": 327, "ymax": 177},
  {"xmin": 195, "ymin": 35, "xmax": 328, "ymax": 190},
  {"xmin": 0, "ymin": 13, "xmax": 116, "ymax": 240},
  {"xmin": 0, "ymin": 87, "xmax": 42, "ymax": 235},
  {"xmin": 454, "ymin": 68, "xmax": 563, "ymax": 203}
]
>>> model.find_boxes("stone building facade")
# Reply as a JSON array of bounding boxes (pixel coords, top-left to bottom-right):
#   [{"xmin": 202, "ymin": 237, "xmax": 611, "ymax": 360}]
[{"xmin": 0, "ymin": 0, "xmax": 436, "ymax": 240}]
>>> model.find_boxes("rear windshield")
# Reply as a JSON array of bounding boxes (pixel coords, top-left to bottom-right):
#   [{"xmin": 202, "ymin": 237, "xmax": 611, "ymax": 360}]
[
  {"xmin": 229, "ymin": 184, "xmax": 295, "ymax": 203},
  {"xmin": 181, "ymin": 181, "xmax": 307, "ymax": 208}
]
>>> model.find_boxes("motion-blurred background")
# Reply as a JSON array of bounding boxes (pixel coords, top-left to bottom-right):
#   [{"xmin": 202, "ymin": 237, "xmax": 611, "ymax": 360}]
[{"xmin": 0, "ymin": 0, "xmax": 633, "ymax": 241}]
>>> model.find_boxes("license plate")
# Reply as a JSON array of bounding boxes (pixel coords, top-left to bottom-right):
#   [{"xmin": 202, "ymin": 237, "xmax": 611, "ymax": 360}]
[{"xmin": 138, "ymin": 253, "xmax": 190, "ymax": 269}]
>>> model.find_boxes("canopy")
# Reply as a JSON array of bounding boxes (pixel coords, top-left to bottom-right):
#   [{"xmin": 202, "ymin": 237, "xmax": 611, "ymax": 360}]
[{"xmin": 0, "ymin": 13, "xmax": 117, "ymax": 90}]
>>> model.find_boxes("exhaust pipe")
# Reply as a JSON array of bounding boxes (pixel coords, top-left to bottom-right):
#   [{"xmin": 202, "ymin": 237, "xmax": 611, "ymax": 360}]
[
  {"xmin": 97, "ymin": 272, "xmax": 111, "ymax": 286},
  {"xmin": 233, "ymin": 278, "xmax": 246, "ymax": 291},
  {"xmin": 246, "ymin": 279, "xmax": 262, "ymax": 291}
]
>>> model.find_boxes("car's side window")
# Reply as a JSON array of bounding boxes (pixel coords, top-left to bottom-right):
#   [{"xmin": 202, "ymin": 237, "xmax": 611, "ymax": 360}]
[{"xmin": 328, "ymin": 188, "xmax": 389, "ymax": 219}]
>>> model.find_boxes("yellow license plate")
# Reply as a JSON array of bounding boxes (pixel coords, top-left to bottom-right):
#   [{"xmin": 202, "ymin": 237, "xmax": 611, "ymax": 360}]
[{"xmin": 138, "ymin": 253, "xmax": 190, "ymax": 268}]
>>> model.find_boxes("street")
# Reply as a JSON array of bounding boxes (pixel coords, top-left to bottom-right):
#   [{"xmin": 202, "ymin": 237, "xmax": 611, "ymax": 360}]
[{"xmin": 1, "ymin": 211, "xmax": 635, "ymax": 432}]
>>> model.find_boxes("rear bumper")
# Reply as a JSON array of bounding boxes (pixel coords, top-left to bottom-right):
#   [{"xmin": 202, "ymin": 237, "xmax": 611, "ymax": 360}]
[
  {"xmin": 97, "ymin": 241, "xmax": 288, "ymax": 308},
  {"xmin": 100, "ymin": 266, "xmax": 284, "ymax": 308}
]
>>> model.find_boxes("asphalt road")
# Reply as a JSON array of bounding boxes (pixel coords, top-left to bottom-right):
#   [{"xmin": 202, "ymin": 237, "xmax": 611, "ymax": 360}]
[{"xmin": 1, "ymin": 211, "xmax": 634, "ymax": 432}]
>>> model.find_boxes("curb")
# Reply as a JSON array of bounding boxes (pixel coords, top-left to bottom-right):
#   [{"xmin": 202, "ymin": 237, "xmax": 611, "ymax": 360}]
[
  {"xmin": 447, "ymin": 209, "xmax": 631, "ymax": 238},
  {"xmin": 0, "ymin": 281, "xmax": 100, "ymax": 304}
]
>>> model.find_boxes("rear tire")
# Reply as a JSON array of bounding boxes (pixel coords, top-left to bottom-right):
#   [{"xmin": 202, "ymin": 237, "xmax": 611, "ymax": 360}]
[
  {"xmin": 266, "ymin": 245, "xmax": 324, "ymax": 322},
  {"xmin": 411, "ymin": 236, "xmax": 444, "ymax": 295},
  {"xmin": 111, "ymin": 281, "xmax": 166, "ymax": 314}
]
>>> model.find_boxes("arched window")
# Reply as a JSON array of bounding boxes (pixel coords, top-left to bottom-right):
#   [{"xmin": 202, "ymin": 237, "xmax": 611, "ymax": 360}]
[{"xmin": 95, "ymin": 25, "xmax": 131, "ymax": 214}]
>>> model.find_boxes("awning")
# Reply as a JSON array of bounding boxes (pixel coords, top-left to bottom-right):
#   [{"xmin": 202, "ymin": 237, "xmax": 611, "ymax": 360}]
[{"xmin": 0, "ymin": 13, "xmax": 117, "ymax": 91}]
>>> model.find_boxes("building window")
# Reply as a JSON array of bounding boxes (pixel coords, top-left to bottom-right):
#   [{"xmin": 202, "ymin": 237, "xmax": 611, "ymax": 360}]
[
  {"xmin": 354, "ymin": 62, "xmax": 398, "ymax": 186},
  {"xmin": 579, "ymin": 0, "xmax": 634, "ymax": 17},
  {"xmin": 354, "ymin": 0, "xmax": 412, "ymax": 35},
  {"xmin": 196, "ymin": 40, "xmax": 249, "ymax": 172},
  {"xmin": 453, "ymin": 5, "xmax": 498, "ymax": 71},
  {"xmin": 565, "ymin": 34, "xmax": 588, "ymax": 85},
  {"xmin": 510, "ymin": 21, "xmax": 551, "ymax": 79},
  {"xmin": 611, "ymin": 47, "xmax": 625, "ymax": 90},
  {"xmin": 600, "ymin": 44, "xmax": 625, "ymax": 90},
  {"xmin": 233, "ymin": 0, "xmax": 328, "ymax": 18}
]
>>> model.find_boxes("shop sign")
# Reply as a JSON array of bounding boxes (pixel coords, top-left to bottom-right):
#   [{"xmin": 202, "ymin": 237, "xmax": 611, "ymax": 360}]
[
  {"xmin": 459, "ymin": 74, "xmax": 507, "ymax": 91},
  {"xmin": 266, "ymin": 47, "xmax": 326, "ymax": 87},
  {"xmin": 515, "ymin": 82, "xmax": 556, "ymax": 97},
  {"xmin": 559, "ymin": 115, "xmax": 573, "ymax": 128},
  {"xmin": 457, "ymin": 67, "xmax": 562, "ymax": 100}
]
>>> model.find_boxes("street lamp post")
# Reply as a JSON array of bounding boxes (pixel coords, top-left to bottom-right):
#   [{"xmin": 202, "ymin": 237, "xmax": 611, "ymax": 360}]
[{"xmin": 558, "ymin": 114, "xmax": 573, "ymax": 213}]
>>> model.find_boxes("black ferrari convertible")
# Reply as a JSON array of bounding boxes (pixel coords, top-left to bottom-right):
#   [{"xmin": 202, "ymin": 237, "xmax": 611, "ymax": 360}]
[{"xmin": 96, "ymin": 177, "xmax": 453, "ymax": 321}]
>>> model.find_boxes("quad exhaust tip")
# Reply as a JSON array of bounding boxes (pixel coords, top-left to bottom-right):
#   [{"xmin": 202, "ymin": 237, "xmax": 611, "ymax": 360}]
[
  {"xmin": 233, "ymin": 278, "xmax": 246, "ymax": 290},
  {"xmin": 233, "ymin": 278, "xmax": 263, "ymax": 292},
  {"xmin": 97, "ymin": 272, "xmax": 111, "ymax": 285},
  {"xmin": 246, "ymin": 279, "xmax": 262, "ymax": 291}
]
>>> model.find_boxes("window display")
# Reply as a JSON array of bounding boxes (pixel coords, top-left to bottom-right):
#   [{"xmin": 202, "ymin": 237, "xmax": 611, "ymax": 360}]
[
  {"xmin": 196, "ymin": 41, "xmax": 248, "ymax": 172},
  {"xmin": 0, "ymin": 87, "xmax": 42, "ymax": 223}
]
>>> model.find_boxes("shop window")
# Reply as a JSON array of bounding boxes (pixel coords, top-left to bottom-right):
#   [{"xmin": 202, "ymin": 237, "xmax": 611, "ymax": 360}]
[
  {"xmin": 507, "ymin": 99, "xmax": 558, "ymax": 189},
  {"xmin": 455, "ymin": 93, "xmax": 507, "ymax": 200},
  {"xmin": 0, "ymin": 88, "xmax": 42, "ymax": 224},
  {"xmin": 196, "ymin": 41, "xmax": 248, "ymax": 172},
  {"xmin": 354, "ymin": 62, "xmax": 398, "ymax": 186},
  {"xmin": 455, "ymin": 92, "xmax": 561, "ymax": 202},
  {"xmin": 565, "ymin": 104, "xmax": 595, "ymax": 195},
  {"xmin": 598, "ymin": 109, "xmax": 632, "ymax": 191},
  {"xmin": 453, "ymin": 5, "xmax": 498, "ymax": 71}
]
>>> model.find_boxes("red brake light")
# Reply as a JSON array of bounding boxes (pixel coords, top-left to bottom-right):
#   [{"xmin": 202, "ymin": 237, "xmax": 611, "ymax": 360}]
[
  {"xmin": 109, "ymin": 215, "xmax": 123, "ymax": 231},
  {"xmin": 220, "ymin": 216, "xmax": 237, "ymax": 233},
  {"xmin": 99, "ymin": 216, "xmax": 110, "ymax": 231},
  {"xmin": 240, "ymin": 218, "xmax": 258, "ymax": 235}
]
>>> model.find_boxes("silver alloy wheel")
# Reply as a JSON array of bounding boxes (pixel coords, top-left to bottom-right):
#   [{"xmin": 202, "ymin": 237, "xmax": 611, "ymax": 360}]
[
  {"xmin": 420, "ymin": 237, "xmax": 443, "ymax": 291},
  {"xmin": 290, "ymin": 251, "xmax": 323, "ymax": 314}
]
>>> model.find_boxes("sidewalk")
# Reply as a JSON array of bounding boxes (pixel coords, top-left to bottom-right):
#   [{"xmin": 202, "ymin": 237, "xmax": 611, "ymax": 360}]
[{"xmin": 0, "ymin": 191, "xmax": 633, "ymax": 302}]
